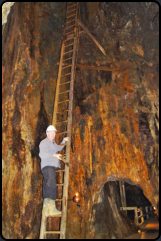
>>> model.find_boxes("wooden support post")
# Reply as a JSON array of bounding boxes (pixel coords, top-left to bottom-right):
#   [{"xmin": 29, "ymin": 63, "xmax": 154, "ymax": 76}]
[
  {"xmin": 122, "ymin": 182, "xmax": 127, "ymax": 214},
  {"xmin": 134, "ymin": 209, "xmax": 138, "ymax": 226},
  {"xmin": 76, "ymin": 19, "xmax": 118, "ymax": 69},
  {"xmin": 119, "ymin": 181, "xmax": 124, "ymax": 207},
  {"xmin": 119, "ymin": 181, "xmax": 127, "ymax": 216},
  {"xmin": 145, "ymin": 206, "xmax": 149, "ymax": 219},
  {"xmin": 76, "ymin": 63, "xmax": 118, "ymax": 71}
]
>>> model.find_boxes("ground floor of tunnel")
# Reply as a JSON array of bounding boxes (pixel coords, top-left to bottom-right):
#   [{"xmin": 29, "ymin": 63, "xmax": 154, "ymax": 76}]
[{"xmin": 124, "ymin": 216, "xmax": 159, "ymax": 239}]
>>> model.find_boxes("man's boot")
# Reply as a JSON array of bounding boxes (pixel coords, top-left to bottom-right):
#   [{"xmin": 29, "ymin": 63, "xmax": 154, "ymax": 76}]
[
  {"xmin": 48, "ymin": 198, "xmax": 62, "ymax": 216},
  {"xmin": 43, "ymin": 198, "xmax": 49, "ymax": 216}
]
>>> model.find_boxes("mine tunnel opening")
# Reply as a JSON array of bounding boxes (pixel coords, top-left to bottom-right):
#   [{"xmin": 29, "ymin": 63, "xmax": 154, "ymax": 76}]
[
  {"xmin": 92, "ymin": 180, "xmax": 137, "ymax": 239},
  {"xmin": 105, "ymin": 180, "xmax": 152, "ymax": 222},
  {"xmin": 93, "ymin": 179, "xmax": 154, "ymax": 238},
  {"xmin": 123, "ymin": 181, "xmax": 152, "ymax": 222}
]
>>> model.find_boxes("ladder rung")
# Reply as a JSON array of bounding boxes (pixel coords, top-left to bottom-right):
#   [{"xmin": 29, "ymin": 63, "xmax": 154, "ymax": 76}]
[
  {"xmin": 64, "ymin": 30, "xmax": 75, "ymax": 36},
  {"xmin": 63, "ymin": 49, "xmax": 74, "ymax": 55},
  {"xmin": 55, "ymin": 198, "xmax": 63, "ymax": 201},
  {"xmin": 56, "ymin": 131, "xmax": 67, "ymax": 135},
  {"xmin": 64, "ymin": 24, "xmax": 75, "ymax": 30},
  {"xmin": 79, "ymin": 30, "xmax": 86, "ymax": 36},
  {"xmin": 65, "ymin": 19, "xmax": 76, "ymax": 25},
  {"xmin": 56, "ymin": 110, "xmax": 68, "ymax": 114},
  {"xmin": 59, "ymin": 81, "xmax": 70, "ymax": 85},
  {"xmin": 58, "ymin": 99, "xmax": 69, "ymax": 104},
  {"xmin": 58, "ymin": 90, "xmax": 70, "ymax": 95},
  {"xmin": 60, "ymin": 72, "xmax": 71, "ymax": 77},
  {"xmin": 64, "ymin": 36, "xmax": 74, "ymax": 42},
  {"xmin": 63, "ymin": 57, "xmax": 72, "ymax": 62},
  {"xmin": 67, "ymin": 34, "xmax": 74, "ymax": 39},
  {"xmin": 68, "ymin": 3, "xmax": 76, "ymax": 7},
  {"xmin": 67, "ymin": 13, "xmax": 76, "ymax": 18},
  {"xmin": 62, "ymin": 64, "xmax": 72, "ymax": 69},
  {"xmin": 67, "ymin": 34, "xmax": 74, "ymax": 40},
  {"xmin": 68, "ymin": 3, "xmax": 76, "ymax": 8},
  {"xmin": 55, "ymin": 169, "xmax": 65, "ymax": 172},
  {"xmin": 67, "ymin": 4, "xmax": 76, "ymax": 9},
  {"xmin": 57, "ymin": 183, "xmax": 64, "ymax": 186},
  {"xmin": 65, "ymin": 43, "xmax": 74, "ymax": 48},
  {"xmin": 67, "ymin": 9, "xmax": 76, "ymax": 14},
  {"xmin": 45, "ymin": 231, "xmax": 61, "ymax": 234},
  {"xmin": 56, "ymin": 120, "xmax": 68, "ymax": 124}
]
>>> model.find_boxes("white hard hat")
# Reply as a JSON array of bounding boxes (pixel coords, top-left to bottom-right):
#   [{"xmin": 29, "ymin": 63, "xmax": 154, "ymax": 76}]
[{"xmin": 46, "ymin": 125, "xmax": 57, "ymax": 134}]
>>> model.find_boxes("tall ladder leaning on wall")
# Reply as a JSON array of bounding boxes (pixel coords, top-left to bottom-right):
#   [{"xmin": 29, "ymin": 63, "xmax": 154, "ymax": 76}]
[
  {"xmin": 39, "ymin": 2, "xmax": 80, "ymax": 239},
  {"xmin": 39, "ymin": 1, "xmax": 119, "ymax": 239}
]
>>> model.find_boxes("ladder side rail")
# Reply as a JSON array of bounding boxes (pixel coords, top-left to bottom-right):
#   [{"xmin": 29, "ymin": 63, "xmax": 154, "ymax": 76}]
[
  {"xmin": 60, "ymin": 4, "xmax": 79, "ymax": 238},
  {"xmin": 52, "ymin": 42, "xmax": 65, "ymax": 126},
  {"xmin": 75, "ymin": 3, "xmax": 80, "ymax": 66},
  {"xmin": 39, "ymin": 205, "xmax": 47, "ymax": 239},
  {"xmin": 39, "ymin": 2, "xmax": 79, "ymax": 239},
  {"xmin": 60, "ymin": 36, "xmax": 78, "ymax": 240}
]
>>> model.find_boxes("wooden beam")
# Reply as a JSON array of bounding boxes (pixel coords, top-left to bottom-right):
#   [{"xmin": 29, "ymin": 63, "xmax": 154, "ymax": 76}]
[
  {"xmin": 76, "ymin": 63, "xmax": 117, "ymax": 71},
  {"xmin": 76, "ymin": 19, "xmax": 118, "ymax": 69},
  {"xmin": 120, "ymin": 207, "xmax": 137, "ymax": 210}
]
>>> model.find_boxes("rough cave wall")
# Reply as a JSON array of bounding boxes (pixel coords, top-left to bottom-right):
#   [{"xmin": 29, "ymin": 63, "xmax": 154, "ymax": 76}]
[
  {"xmin": 67, "ymin": 2, "xmax": 159, "ymax": 239},
  {"xmin": 2, "ymin": 2, "xmax": 159, "ymax": 239},
  {"xmin": 2, "ymin": 2, "xmax": 65, "ymax": 239}
]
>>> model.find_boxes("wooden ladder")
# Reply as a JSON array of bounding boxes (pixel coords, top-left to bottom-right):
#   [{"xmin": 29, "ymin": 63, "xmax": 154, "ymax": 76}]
[
  {"xmin": 39, "ymin": 2, "xmax": 80, "ymax": 239},
  {"xmin": 39, "ymin": 1, "xmax": 118, "ymax": 238}
]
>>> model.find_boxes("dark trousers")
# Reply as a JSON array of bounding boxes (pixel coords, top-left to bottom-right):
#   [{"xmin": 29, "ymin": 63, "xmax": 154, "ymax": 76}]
[{"xmin": 41, "ymin": 166, "xmax": 57, "ymax": 200}]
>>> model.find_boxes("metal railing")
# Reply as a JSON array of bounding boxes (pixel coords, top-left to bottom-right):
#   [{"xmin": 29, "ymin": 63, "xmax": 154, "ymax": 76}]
[{"xmin": 120, "ymin": 206, "xmax": 155, "ymax": 226}]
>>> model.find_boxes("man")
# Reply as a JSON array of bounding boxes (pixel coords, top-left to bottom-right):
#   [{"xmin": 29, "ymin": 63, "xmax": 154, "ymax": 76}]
[{"xmin": 39, "ymin": 125, "xmax": 69, "ymax": 216}]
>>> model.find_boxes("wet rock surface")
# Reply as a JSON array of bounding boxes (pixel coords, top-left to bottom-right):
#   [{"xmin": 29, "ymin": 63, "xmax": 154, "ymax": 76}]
[{"xmin": 2, "ymin": 2, "xmax": 159, "ymax": 239}]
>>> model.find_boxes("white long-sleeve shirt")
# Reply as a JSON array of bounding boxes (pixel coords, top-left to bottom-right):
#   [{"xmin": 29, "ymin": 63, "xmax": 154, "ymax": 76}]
[{"xmin": 39, "ymin": 137, "xmax": 65, "ymax": 170}]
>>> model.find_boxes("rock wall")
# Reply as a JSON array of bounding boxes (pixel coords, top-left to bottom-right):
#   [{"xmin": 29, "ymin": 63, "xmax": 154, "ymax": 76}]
[
  {"xmin": 2, "ymin": 2, "xmax": 65, "ymax": 239},
  {"xmin": 2, "ymin": 2, "xmax": 159, "ymax": 239},
  {"xmin": 67, "ymin": 2, "xmax": 159, "ymax": 238}
]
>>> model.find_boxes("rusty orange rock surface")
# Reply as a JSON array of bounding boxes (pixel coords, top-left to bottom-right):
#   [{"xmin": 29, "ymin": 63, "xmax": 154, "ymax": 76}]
[{"xmin": 2, "ymin": 2, "xmax": 159, "ymax": 239}]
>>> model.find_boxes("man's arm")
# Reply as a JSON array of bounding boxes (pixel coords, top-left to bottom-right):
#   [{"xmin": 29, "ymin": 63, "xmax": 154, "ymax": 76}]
[
  {"xmin": 55, "ymin": 140, "xmax": 66, "ymax": 152},
  {"xmin": 55, "ymin": 137, "xmax": 69, "ymax": 152}
]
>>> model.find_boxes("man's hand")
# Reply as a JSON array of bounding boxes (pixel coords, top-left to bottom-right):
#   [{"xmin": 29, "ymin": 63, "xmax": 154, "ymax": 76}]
[
  {"xmin": 53, "ymin": 154, "xmax": 69, "ymax": 166},
  {"xmin": 53, "ymin": 154, "xmax": 63, "ymax": 160},
  {"xmin": 63, "ymin": 137, "xmax": 69, "ymax": 142}
]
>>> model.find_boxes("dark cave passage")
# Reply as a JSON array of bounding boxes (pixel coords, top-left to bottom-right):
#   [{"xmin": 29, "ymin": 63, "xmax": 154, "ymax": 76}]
[
  {"xmin": 124, "ymin": 181, "xmax": 152, "ymax": 222},
  {"xmin": 91, "ymin": 180, "xmax": 155, "ymax": 238},
  {"xmin": 92, "ymin": 181, "xmax": 134, "ymax": 239}
]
